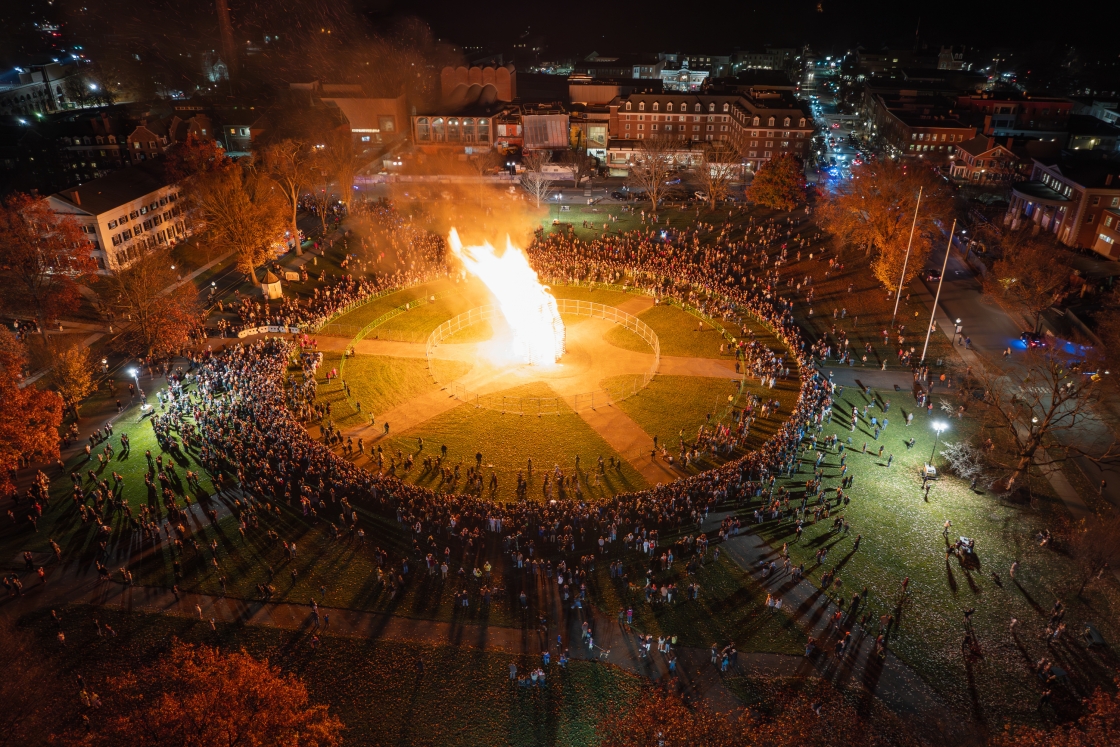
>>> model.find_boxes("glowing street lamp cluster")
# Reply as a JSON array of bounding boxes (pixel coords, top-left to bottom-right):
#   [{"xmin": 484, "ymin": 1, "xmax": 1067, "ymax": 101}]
[{"xmin": 448, "ymin": 229, "xmax": 566, "ymax": 365}]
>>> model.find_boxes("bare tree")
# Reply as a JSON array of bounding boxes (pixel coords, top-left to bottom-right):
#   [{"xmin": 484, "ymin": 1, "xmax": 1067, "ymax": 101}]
[
  {"xmin": 466, "ymin": 150, "xmax": 503, "ymax": 206},
  {"xmin": 696, "ymin": 141, "xmax": 741, "ymax": 210},
  {"xmin": 968, "ymin": 348, "xmax": 1119, "ymax": 495},
  {"xmin": 520, "ymin": 151, "xmax": 555, "ymax": 208},
  {"xmin": 562, "ymin": 147, "xmax": 594, "ymax": 189},
  {"xmin": 626, "ymin": 136, "xmax": 676, "ymax": 215},
  {"xmin": 320, "ymin": 128, "xmax": 359, "ymax": 213},
  {"xmin": 190, "ymin": 164, "xmax": 289, "ymax": 283},
  {"xmin": 939, "ymin": 440, "xmax": 989, "ymax": 484},
  {"xmin": 981, "ymin": 232, "xmax": 1070, "ymax": 333},
  {"xmin": 257, "ymin": 139, "xmax": 314, "ymax": 252}
]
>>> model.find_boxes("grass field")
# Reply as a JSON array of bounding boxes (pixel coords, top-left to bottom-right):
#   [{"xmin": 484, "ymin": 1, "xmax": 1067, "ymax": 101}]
[
  {"xmin": 317, "ymin": 354, "xmax": 471, "ymax": 426},
  {"xmin": 605, "ymin": 305, "xmax": 730, "ymax": 359},
  {"xmin": 326, "ymin": 280, "xmax": 454, "ymax": 331},
  {"xmin": 589, "ymin": 555, "xmax": 805, "ymax": 653},
  {"xmin": 24, "ymin": 605, "xmax": 644, "ymax": 747},
  {"xmin": 758, "ymin": 386, "xmax": 1120, "ymax": 728},
  {"xmin": 386, "ymin": 382, "xmax": 649, "ymax": 502}
]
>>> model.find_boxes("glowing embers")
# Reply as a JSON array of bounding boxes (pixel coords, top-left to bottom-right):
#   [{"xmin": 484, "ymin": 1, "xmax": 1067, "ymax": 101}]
[{"xmin": 448, "ymin": 228, "xmax": 566, "ymax": 365}]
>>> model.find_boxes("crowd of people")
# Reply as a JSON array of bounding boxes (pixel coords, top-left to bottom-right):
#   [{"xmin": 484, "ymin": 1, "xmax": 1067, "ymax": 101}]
[{"xmin": 163, "ymin": 208, "xmax": 843, "ymax": 596}]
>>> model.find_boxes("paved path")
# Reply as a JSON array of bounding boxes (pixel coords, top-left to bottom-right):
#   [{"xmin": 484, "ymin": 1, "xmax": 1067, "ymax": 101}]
[
  {"xmin": 578, "ymin": 405, "xmax": 680, "ymax": 485},
  {"xmin": 616, "ymin": 295, "xmax": 656, "ymax": 316}
]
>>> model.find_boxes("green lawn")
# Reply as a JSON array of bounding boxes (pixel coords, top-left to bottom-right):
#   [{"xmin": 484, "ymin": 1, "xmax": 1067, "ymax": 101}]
[
  {"xmin": 605, "ymin": 305, "xmax": 729, "ymax": 359},
  {"xmin": 23, "ymin": 605, "xmax": 644, "ymax": 747},
  {"xmin": 549, "ymin": 285, "xmax": 640, "ymax": 308},
  {"xmin": 757, "ymin": 387, "xmax": 1120, "ymax": 727},
  {"xmin": 386, "ymin": 382, "xmax": 649, "ymax": 502},
  {"xmin": 326, "ymin": 280, "xmax": 454, "ymax": 331},
  {"xmin": 376, "ymin": 283, "xmax": 493, "ymax": 342},
  {"xmin": 588, "ymin": 555, "xmax": 804, "ymax": 653},
  {"xmin": 317, "ymin": 354, "xmax": 471, "ymax": 426}
]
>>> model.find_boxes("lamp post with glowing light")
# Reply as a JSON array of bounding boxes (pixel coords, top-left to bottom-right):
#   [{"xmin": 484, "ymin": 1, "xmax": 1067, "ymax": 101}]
[
  {"xmin": 930, "ymin": 421, "xmax": 948, "ymax": 470},
  {"xmin": 129, "ymin": 367, "xmax": 144, "ymax": 402}
]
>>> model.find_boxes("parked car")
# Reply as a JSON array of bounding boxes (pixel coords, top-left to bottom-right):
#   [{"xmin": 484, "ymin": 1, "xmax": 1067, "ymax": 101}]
[
  {"xmin": 1020, "ymin": 331, "xmax": 1047, "ymax": 349},
  {"xmin": 924, "ymin": 269, "xmax": 942, "ymax": 282}
]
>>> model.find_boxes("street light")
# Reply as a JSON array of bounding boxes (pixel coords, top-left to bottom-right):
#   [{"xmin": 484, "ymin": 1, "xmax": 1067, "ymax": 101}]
[
  {"xmin": 930, "ymin": 421, "xmax": 948, "ymax": 470},
  {"xmin": 129, "ymin": 367, "xmax": 144, "ymax": 402}
]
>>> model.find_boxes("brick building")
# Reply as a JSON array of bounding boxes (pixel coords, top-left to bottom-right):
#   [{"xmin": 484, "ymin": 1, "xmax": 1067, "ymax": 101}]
[
  {"xmin": 1006, "ymin": 153, "xmax": 1120, "ymax": 253},
  {"xmin": 607, "ymin": 90, "xmax": 812, "ymax": 173},
  {"xmin": 950, "ymin": 136, "xmax": 1020, "ymax": 184}
]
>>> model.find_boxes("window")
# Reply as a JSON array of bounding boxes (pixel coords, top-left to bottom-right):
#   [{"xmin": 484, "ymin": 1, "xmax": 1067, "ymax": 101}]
[
  {"xmin": 764, "ymin": 150, "xmax": 772, "ymax": 157},
  {"xmin": 639, "ymin": 102, "xmax": 645, "ymax": 111},
  {"xmin": 1106, "ymin": 215, "xmax": 1114, "ymax": 228},
  {"xmin": 753, "ymin": 117, "xmax": 759, "ymax": 126},
  {"xmin": 477, "ymin": 118, "xmax": 489, "ymax": 142},
  {"xmin": 462, "ymin": 118, "xmax": 475, "ymax": 143},
  {"xmin": 159, "ymin": 197, "xmax": 167, "ymax": 206},
  {"xmin": 378, "ymin": 116, "xmax": 396, "ymax": 133},
  {"xmin": 112, "ymin": 234, "xmax": 122, "ymax": 246},
  {"xmin": 447, "ymin": 119, "xmax": 460, "ymax": 142},
  {"xmin": 139, "ymin": 206, "xmax": 147, "ymax": 215},
  {"xmin": 432, "ymin": 118, "xmax": 445, "ymax": 142},
  {"xmin": 148, "ymin": 141, "xmax": 155, "ymax": 149},
  {"xmin": 652, "ymin": 102, "xmax": 659, "ymax": 111},
  {"xmin": 781, "ymin": 141, "xmax": 789, "ymax": 147},
  {"xmin": 748, "ymin": 150, "xmax": 757, "ymax": 157},
  {"xmin": 694, "ymin": 104, "xmax": 701, "ymax": 112},
  {"xmin": 667, "ymin": 102, "xmax": 673, "ymax": 112},
  {"xmin": 638, "ymin": 124, "xmax": 644, "ymax": 130},
  {"xmin": 625, "ymin": 123, "xmax": 631, "ymax": 130},
  {"xmin": 119, "ymin": 215, "xmax": 128, "ymax": 224},
  {"xmin": 768, "ymin": 117, "xmax": 775, "ymax": 126},
  {"xmin": 625, "ymin": 102, "xmax": 632, "ymax": 110},
  {"xmin": 783, "ymin": 117, "xmax": 790, "ymax": 126},
  {"xmin": 416, "ymin": 118, "xmax": 430, "ymax": 141},
  {"xmin": 799, "ymin": 118, "xmax": 806, "ymax": 127},
  {"xmin": 1093, "ymin": 196, "xmax": 1101, "ymax": 206},
  {"xmin": 108, "ymin": 220, "xmax": 118, "ymax": 229},
  {"xmin": 1087, "ymin": 214, "xmax": 1095, "ymax": 223},
  {"xmin": 1112, "ymin": 197, "xmax": 1119, "ymax": 207},
  {"xmin": 751, "ymin": 131, "xmax": 758, "ymax": 137}
]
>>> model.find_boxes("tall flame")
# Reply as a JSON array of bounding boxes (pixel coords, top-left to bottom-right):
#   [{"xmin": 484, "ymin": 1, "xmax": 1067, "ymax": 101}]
[{"xmin": 449, "ymin": 228, "xmax": 566, "ymax": 365}]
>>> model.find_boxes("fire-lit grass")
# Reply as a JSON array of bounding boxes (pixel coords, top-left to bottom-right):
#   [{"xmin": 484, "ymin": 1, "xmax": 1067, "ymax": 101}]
[
  {"xmin": 386, "ymin": 382, "xmax": 649, "ymax": 503},
  {"xmin": 314, "ymin": 353, "xmax": 471, "ymax": 427}
]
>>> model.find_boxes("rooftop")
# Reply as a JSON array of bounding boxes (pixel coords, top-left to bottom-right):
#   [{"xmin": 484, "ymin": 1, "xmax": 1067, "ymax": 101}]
[{"xmin": 50, "ymin": 162, "xmax": 171, "ymax": 216}]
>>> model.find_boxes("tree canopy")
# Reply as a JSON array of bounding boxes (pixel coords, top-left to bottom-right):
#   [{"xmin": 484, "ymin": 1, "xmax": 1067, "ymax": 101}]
[
  {"xmin": 819, "ymin": 160, "xmax": 954, "ymax": 289},
  {"xmin": 0, "ymin": 329, "xmax": 63, "ymax": 495},
  {"xmin": 746, "ymin": 153, "xmax": 806, "ymax": 212},
  {"xmin": 85, "ymin": 640, "xmax": 344, "ymax": 747}
]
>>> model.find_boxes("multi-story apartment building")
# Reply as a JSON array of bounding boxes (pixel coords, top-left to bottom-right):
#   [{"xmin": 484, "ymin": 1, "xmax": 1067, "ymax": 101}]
[
  {"xmin": 606, "ymin": 89, "xmax": 812, "ymax": 173},
  {"xmin": 46, "ymin": 164, "xmax": 189, "ymax": 274},
  {"xmin": 0, "ymin": 63, "xmax": 83, "ymax": 117},
  {"xmin": 1006, "ymin": 152, "xmax": 1120, "ymax": 254},
  {"xmin": 866, "ymin": 93, "xmax": 976, "ymax": 160}
]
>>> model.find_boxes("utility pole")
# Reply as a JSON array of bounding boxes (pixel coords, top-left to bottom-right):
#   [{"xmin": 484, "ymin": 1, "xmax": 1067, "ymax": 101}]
[
  {"xmin": 891, "ymin": 186, "xmax": 922, "ymax": 327},
  {"xmin": 920, "ymin": 218, "xmax": 956, "ymax": 364}
]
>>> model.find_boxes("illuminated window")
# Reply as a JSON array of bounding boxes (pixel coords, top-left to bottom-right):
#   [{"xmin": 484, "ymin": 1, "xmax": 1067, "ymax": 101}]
[
  {"xmin": 477, "ymin": 119, "xmax": 489, "ymax": 142},
  {"xmin": 416, "ymin": 118, "xmax": 430, "ymax": 141},
  {"xmin": 432, "ymin": 118, "xmax": 445, "ymax": 142}
]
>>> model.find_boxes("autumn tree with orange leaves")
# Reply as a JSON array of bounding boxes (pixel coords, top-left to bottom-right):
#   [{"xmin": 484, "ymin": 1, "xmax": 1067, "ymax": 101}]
[
  {"xmin": 818, "ymin": 159, "xmax": 954, "ymax": 290},
  {"xmin": 596, "ymin": 685, "xmax": 926, "ymax": 747},
  {"xmin": 0, "ymin": 193, "xmax": 96, "ymax": 347},
  {"xmin": 81, "ymin": 640, "xmax": 343, "ymax": 747},
  {"xmin": 0, "ymin": 329, "xmax": 63, "ymax": 496},
  {"xmin": 995, "ymin": 680, "xmax": 1120, "ymax": 747},
  {"xmin": 746, "ymin": 153, "xmax": 806, "ymax": 212}
]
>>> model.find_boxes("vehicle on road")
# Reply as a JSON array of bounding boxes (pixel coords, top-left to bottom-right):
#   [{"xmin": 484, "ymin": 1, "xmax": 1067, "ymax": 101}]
[
  {"xmin": 1020, "ymin": 331, "xmax": 1047, "ymax": 349},
  {"xmin": 924, "ymin": 269, "xmax": 942, "ymax": 282}
]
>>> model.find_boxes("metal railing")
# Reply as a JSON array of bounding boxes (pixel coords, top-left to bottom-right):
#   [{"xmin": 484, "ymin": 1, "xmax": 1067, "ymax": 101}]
[{"xmin": 425, "ymin": 300, "xmax": 662, "ymax": 414}]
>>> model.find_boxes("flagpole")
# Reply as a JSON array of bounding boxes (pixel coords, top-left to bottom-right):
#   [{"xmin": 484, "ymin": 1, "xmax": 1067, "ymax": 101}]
[
  {"xmin": 921, "ymin": 218, "xmax": 956, "ymax": 364},
  {"xmin": 891, "ymin": 186, "xmax": 923, "ymax": 327}
]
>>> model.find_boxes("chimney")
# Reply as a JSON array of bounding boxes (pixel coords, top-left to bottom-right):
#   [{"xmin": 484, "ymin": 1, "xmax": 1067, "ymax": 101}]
[
  {"xmin": 69, "ymin": 190, "xmax": 80, "ymax": 205},
  {"xmin": 1108, "ymin": 174, "xmax": 1114, "ymax": 187}
]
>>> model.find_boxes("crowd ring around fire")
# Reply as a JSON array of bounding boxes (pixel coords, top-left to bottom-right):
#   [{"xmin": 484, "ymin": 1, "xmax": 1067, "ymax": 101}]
[{"xmin": 320, "ymin": 229, "xmax": 801, "ymax": 486}]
